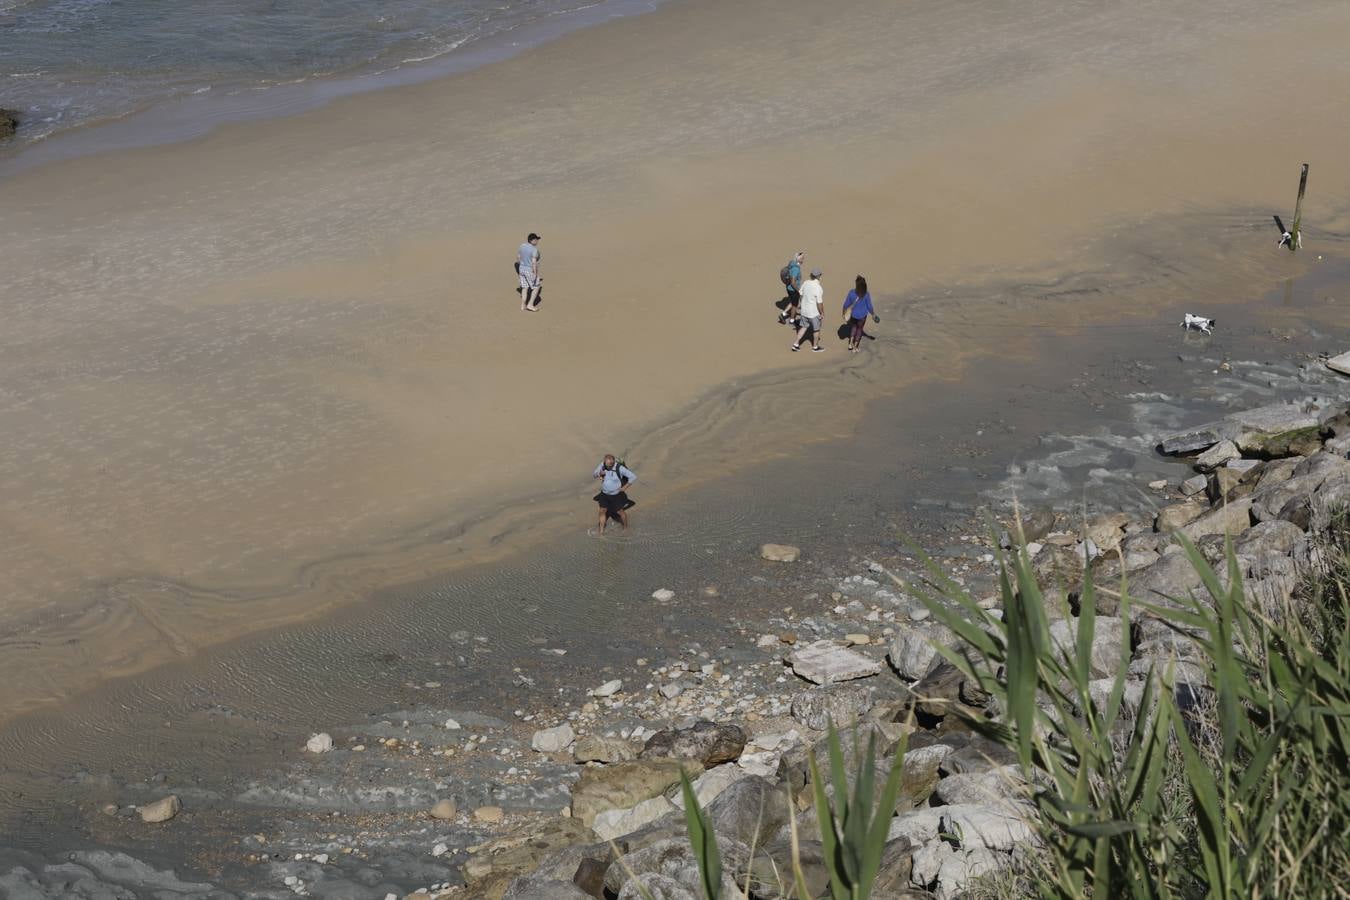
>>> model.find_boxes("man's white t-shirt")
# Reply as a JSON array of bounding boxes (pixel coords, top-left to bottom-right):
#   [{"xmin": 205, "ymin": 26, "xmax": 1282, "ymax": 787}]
[{"xmin": 798, "ymin": 279, "xmax": 824, "ymax": 318}]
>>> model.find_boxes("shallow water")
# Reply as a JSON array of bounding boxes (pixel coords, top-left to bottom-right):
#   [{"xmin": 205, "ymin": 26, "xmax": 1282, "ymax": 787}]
[{"xmin": 0, "ymin": 0, "xmax": 657, "ymax": 150}]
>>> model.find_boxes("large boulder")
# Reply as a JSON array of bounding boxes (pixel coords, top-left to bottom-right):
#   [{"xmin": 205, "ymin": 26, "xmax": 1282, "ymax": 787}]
[
  {"xmin": 573, "ymin": 735, "xmax": 637, "ymax": 764},
  {"xmin": 933, "ymin": 767, "xmax": 1023, "ymax": 805},
  {"xmin": 463, "ymin": 818, "xmax": 597, "ymax": 887},
  {"xmin": 940, "ymin": 803, "xmax": 1038, "ymax": 852},
  {"xmin": 887, "ymin": 626, "xmax": 951, "ymax": 681},
  {"xmin": 602, "ymin": 838, "xmax": 745, "ymax": 898},
  {"xmin": 1048, "ymin": 616, "xmax": 1128, "ymax": 679},
  {"xmin": 1195, "ymin": 440, "xmax": 1240, "ymax": 471},
  {"xmin": 1238, "ymin": 426, "xmax": 1322, "ymax": 458},
  {"xmin": 593, "ymin": 796, "xmax": 678, "ymax": 841},
  {"xmin": 790, "ymin": 683, "xmax": 875, "ymax": 731},
  {"xmin": 502, "ymin": 877, "xmax": 593, "ymax": 899},
  {"xmin": 571, "ymin": 759, "xmax": 698, "ymax": 826},
  {"xmin": 1155, "ymin": 501, "xmax": 1207, "ymax": 533},
  {"xmin": 640, "ymin": 721, "xmax": 746, "ymax": 768},
  {"xmin": 1180, "ymin": 499, "xmax": 1253, "ymax": 540},
  {"xmin": 705, "ymin": 775, "xmax": 792, "ymax": 848}
]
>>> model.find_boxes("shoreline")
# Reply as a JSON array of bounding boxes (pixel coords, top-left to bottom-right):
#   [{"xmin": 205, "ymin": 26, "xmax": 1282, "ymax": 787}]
[{"xmin": 0, "ymin": 0, "xmax": 670, "ymax": 176}]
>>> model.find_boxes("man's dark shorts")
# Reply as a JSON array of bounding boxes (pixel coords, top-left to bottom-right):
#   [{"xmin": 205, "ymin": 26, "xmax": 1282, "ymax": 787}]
[{"xmin": 595, "ymin": 491, "xmax": 634, "ymax": 515}]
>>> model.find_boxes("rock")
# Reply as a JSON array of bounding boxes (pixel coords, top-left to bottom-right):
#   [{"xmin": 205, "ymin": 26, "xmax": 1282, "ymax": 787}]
[
  {"xmin": 844, "ymin": 632, "xmax": 871, "ymax": 645},
  {"xmin": 651, "ymin": 589, "xmax": 675, "ymax": 602},
  {"xmin": 1231, "ymin": 402, "xmax": 1322, "ymax": 436},
  {"xmin": 573, "ymin": 735, "xmax": 637, "ymax": 764},
  {"xmin": 755, "ymin": 633, "xmax": 778, "ymax": 648},
  {"xmin": 617, "ymin": 873, "xmax": 697, "ymax": 900},
  {"xmin": 433, "ymin": 842, "xmax": 450, "ymax": 857},
  {"xmin": 1156, "ymin": 501, "xmax": 1206, "ymax": 532},
  {"xmin": 532, "ymin": 724, "xmax": 577, "ymax": 753},
  {"xmin": 640, "ymin": 720, "xmax": 746, "ymax": 767},
  {"xmin": 1084, "ymin": 512, "xmax": 1130, "ymax": 553},
  {"xmin": 896, "ymin": 745, "xmax": 948, "ymax": 808},
  {"xmin": 475, "ymin": 805, "xmax": 505, "ymax": 823},
  {"xmin": 1018, "ymin": 507, "xmax": 1058, "ymax": 543},
  {"xmin": 462, "ymin": 817, "xmax": 595, "ymax": 886},
  {"xmin": 602, "ymin": 838, "xmax": 744, "ymax": 899},
  {"xmin": 1181, "ymin": 474, "xmax": 1209, "ymax": 496},
  {"xmin": 100, "ymin": 803, "xmax": 120, "ymax": 816},
  {"xmin": 936, "ymin": 735, "xmax": 1019, "ymax": 775},
  {"xmin": 1235, "ymin": 519, "xmax": 1305, "ymax": 559},
  {"xmin": 888, "ymin": 807, "xmax": 945, "ymax": 845},
  {"xmin": 669, "ymin": 764, "xmax": 751, "ymax": 810},
  {"xmin": 658, "ymin": 682, "xmax": 685, "ymax": 700},
  {"xmin": 760, "ymin": 543, "xmax": 801, "ymax": 562},
  {"xmin": 502, "ymin": 876, "xmax": 593, "ymax": 899},
  {"xmin": 430, "ymin": 798, "xmax": 458, "ymax": 820},
  {"xmin": 1196, "ymin": 440, "xmax": 1240, "ymax": 470},
  {"xmin": 910, "ymin": 659, "xmax": 988, "ymax": 718},
  {"xmin": 870, "ymin": 837, "xmax": 917, "ymax": 897},
  {"xmin": 589, "ymin": 679, "xmax": 623, "ymax": 698},
  {"xmin": 137, "ymin": 795, "xmax": 181, "ymax": 824},
  {"xmin": 705, "ymin": 775, "xmax": 791, "ymax": 847},
  {"xmin": 1328, "ymin": 351, "xmax": 1350, "ymax": 376},
  {"xmin": 593, "ymin": 796, "xmax": 677, "ymax": 841},
  {"xmin": 790, "ymin": 683, "xmax": 875, "ymax": 731},
  {"xmin": 940, "ymin": 803, "xmax": 1037, "ymax": 851},
  {"xmin": 887, "ymin": 627, "xmax": 947, "ymax": 681},
  {"xmin": 1238, "ymin": 426, "xmax": 1323, "ymax": 458},
  {"xmin": 305, "ymin": 732, "xmax": 334, "ymax": 753},
  {"xmin": 1048, "ymin": 616, "xmax": 1127, "ymax": 678},
  {"xmin": 935, "ymin": 847, "xmax": 1001, "ymax": 899},
  {"xmin": 1180, "ymin": 498, "xmax": 1253, "ymax": 540},
  {"xmin": 1148, "ymin": 479, "xmax": 1168, "ymax": 490},
  {"xmin": 934, "ymin": 767, "xmax": 1022, "ymax": 805},
  {"xmin": 571, "ymin": 759, "xmax": 697, "ymax": 826},
  {"xmin": 0, "ymin": 109, "xmax": 16, "ymax": 139},
  {"xmin": 1159, "ymin": 427, "xmax": 1223, "ymax": 455},
  {"xmin": 1211, "ymin": 466, "xmax": 1246, "ymax": 502},
  {"xmin": 788, "ymin": 639, "xmax": 883, "ymax": 684}
]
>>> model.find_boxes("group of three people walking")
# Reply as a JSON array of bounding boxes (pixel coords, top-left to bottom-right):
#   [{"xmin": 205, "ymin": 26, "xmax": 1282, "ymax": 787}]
[{"xmin": 780, "ymin": 251, "xmax": 878, "ymax": 353}]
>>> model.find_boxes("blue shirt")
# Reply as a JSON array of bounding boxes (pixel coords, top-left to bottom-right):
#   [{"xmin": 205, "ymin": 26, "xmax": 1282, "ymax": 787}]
[
  {"xmin": 518, "ymin": 241, "xmax": 539, "ymax": 273},
  {"xmin": 593, "ymin": 462, "xmax": 636, "ymax": 495},
  {"xmin": 843, "ymin": 290, "xmax": 874, "ymax": 319}
]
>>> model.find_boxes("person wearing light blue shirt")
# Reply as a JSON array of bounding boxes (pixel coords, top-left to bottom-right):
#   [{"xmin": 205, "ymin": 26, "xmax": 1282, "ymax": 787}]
[{"xmin": 592, "ymin": 454, "xmax": 637, "ymax": 533}]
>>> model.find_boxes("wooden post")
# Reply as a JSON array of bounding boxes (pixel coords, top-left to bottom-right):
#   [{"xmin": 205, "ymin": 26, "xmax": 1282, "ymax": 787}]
[{"xmin": 1288, "ymin": 163, "xmax": 1309, "ymax": 251}]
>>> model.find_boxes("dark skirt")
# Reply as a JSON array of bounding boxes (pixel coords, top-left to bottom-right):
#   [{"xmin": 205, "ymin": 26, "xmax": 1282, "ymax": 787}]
[{"xmin": 594, "ymin": 491, "xmax": 635, "ymax": 515}]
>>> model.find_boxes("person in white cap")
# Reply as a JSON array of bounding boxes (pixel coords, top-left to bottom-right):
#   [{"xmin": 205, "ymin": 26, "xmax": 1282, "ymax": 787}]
[{"xmin": 790, "ymin": 267, "xmax": 826, "ymax": 352}]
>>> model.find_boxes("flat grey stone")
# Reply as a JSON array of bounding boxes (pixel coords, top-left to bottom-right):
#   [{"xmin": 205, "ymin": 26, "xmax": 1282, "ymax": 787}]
[{"xmin": 788, "ymin": 640, "xmax": 883, "ymax": 684}]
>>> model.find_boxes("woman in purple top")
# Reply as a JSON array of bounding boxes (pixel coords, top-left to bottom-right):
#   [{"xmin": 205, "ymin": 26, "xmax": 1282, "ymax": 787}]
[{"xmin": 842, "ymin": 275, "xmax": 878, "ymax": 353}]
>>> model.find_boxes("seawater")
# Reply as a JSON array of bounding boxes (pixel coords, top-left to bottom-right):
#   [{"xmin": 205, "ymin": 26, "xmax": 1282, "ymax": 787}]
[{"xmin": 0, "ymin": 0, "xmax": 637, "ymax": 147}]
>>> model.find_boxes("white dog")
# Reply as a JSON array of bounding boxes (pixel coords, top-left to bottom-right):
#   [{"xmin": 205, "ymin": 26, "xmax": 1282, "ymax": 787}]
[{"xmin": 1181, "ymin": 313, "xmax": 1215, "ymax": 335}]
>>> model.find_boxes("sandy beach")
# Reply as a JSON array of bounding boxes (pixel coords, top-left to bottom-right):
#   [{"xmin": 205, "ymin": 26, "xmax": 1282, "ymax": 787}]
[{"xmin": 3, "ymin": 0, "xmax": 1350, "ymax": 721}]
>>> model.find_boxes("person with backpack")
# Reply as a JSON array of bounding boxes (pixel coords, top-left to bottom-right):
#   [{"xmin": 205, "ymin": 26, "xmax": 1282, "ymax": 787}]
[
  {"xmin": 517, "ymin": 232, "xmax": 542, "ymax": 311},
  {"xmin": 592, "ymin": 454, "xmax": 637, "ymax": 533},
  {"xmin": 790, "ymin": 268, "xmax": 826, "ymax": 352},
  {"xmin": 778, "ymin": 251, "xmax": 805, "ymax": 327},
  {"xmin": 842, "ymin": 274, "xmax": 880, "ymax": 353}
]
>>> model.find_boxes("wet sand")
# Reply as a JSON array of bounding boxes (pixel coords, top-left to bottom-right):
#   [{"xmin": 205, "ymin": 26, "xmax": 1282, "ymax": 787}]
[{"xmin": 3, "ymin": 0, "xmax": 1350, "ymax": 721}]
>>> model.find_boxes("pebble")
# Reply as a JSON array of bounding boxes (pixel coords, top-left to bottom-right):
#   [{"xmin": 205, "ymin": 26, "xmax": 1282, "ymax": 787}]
[
  {"xmin": 844, "ymin": 633, "xmax": 871, "ymax": 645},
  {"xmin": 652, "ymin": 588, "xmax": 676, "ymax": 601},
  {"xmin": 444, "ymin": 718, "xmax": 462, "ymax": 730},
  {"xmin": 430, "ymin": 799, "xmax": 457, "ymax": 820},
  {"xmin": 590, "ymin": 679, "xmax": 623, "ymax": 698},
  {"xmin": 1148, "ymin": 479, "xmax": 1168, "ymax": 490},
  {"xmin": 305, "ymin": 733, "xmax": 334, "ymax": 754},
  {"xmin": 474, "ymin": 806, "xmax": 505, "ymax": 823},
  {"xmin": 431, "ymin": 843, "xmax": 448, "ymax": 857}
]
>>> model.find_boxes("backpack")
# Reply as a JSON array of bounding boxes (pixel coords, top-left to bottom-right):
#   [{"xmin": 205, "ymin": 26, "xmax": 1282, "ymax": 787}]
[
  {"xmin": 779, "ymin": 263, "xmax": 793, "ymax": 286},
  {"xmin": 604, "ymin": 459, "xmax": 631, "ymax": 487}
]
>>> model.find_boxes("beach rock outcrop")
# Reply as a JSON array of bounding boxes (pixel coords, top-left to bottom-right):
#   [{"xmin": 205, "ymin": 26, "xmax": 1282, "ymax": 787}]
[{"xmin": 573, "ymin": 735, "xmax": 637, "ymax": 764}]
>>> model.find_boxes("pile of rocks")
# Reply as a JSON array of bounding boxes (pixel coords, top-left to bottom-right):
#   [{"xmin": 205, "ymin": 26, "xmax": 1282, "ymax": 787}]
[{"xmin": 406, "ymin": 397, "xmax": 1349, "ymax": 900}]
